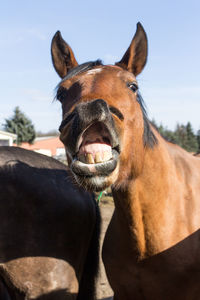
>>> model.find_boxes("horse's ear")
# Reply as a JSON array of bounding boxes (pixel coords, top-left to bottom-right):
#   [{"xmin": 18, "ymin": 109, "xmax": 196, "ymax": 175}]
[
  {"xmin": 116, "ymin": 23, "xmax": 148, "ymax": 76},
  {"xmin": 51, "ymin": 31, "xmax": 78, "ymax": 78}
]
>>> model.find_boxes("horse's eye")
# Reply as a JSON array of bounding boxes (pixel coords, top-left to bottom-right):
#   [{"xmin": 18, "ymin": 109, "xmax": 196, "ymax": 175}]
[
  {"xmin": 57, "ymin": 87, "xmax": 68, "ymax": 103},
  {"xmin": 127, "ymin": 82, "xmax": 138, "ymax": 93}
]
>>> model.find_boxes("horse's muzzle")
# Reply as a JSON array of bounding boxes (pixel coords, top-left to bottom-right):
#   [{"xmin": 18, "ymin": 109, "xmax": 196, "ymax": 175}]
[{"xmin": 60, "ymin": 99, "xmax": 120, "ymax": 190}]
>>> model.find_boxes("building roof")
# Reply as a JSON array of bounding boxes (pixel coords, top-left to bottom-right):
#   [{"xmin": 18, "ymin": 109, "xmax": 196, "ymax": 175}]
[
  {"xmin": 18, "ymin": 136, "xmax": 64, "ymax": 156},
  {"xmin": 0, "ymin": 130, "xmax": 17, "ymax": 138}
]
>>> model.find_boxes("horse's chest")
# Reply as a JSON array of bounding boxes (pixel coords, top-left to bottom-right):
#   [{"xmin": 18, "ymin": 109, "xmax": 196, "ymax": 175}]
[
  {"xmin": 103, "ymin": 214, "xmax": 200, "ymax": 300},
  {"xmin": 103, "ymin": 243, "xmax": 200, "ymax": 300}
]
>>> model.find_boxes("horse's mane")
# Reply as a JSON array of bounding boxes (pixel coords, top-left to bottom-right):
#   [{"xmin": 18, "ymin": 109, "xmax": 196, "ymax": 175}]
[{"xmin": 137, "ymin": 92, "xmax": 158, "ymax": 148}]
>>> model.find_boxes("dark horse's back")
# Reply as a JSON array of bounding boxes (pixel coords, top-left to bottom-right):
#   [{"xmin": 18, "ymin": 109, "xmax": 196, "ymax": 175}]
[{"xmin": 0, "ymin": 147, "xmax": 100, "ymax": 300}]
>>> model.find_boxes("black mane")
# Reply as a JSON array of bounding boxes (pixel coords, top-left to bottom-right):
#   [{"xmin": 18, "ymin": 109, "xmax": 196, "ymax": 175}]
[{"xmin": 137, "ymin": 92, "xmax": 158, "ymax": 148}]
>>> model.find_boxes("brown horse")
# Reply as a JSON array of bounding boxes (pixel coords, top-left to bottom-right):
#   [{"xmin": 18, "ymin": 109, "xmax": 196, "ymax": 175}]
[
  {"xmin": 51, "ymin": 23, "xmax": 200, "ymax": 299},
  {"xmin": 0, "ymin": 146, "xmax": 100, "ymax": 300}
]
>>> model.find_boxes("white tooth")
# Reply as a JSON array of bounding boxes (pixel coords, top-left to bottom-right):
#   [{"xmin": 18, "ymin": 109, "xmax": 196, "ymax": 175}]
[
  {"xmin": 86, "ymin": 153, "xmax": 95, "ymax": 164},
  {"xmin": 103, "ymin": 151, "xmax": 112, "ymax": 161},
  {"xmin": 95, "ymin": 152, "xmax": 103, "ymax": 163}
]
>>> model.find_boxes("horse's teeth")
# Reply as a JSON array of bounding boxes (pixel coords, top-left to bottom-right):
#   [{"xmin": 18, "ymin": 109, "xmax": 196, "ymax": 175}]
[
  {"xmin": 95, "ymin": 152, "xmax": 103, "ymax": 163},
  {"xmin": 86, "ymin": 153, "xmax": 94, "ymax": 164},
  {"xmin": 103, "ymin": 151, "xmax": 112, "ymax": 161},
  {"xmin": 79, "ymin": 150, "xmax": 112, "ymax": 164}
]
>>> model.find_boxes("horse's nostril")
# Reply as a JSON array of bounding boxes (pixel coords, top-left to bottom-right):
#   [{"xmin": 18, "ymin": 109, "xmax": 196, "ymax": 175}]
[
  {"xmin": 109, "ymin": 106, "xmax": 124, "ymax": 121},
  {"xmin": 59, "ymin": 111, "xmax": 75, "ymax": 132}
]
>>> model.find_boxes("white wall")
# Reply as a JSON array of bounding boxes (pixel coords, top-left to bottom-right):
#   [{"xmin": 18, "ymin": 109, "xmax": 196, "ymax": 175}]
[{"xmin": 0, "ymin": 133, "xmax": 14, "ymax": 146}]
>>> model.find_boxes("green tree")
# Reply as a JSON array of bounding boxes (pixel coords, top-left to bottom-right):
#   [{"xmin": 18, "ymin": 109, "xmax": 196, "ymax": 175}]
[
  {"xmin": 196, "ymin": 129, "xmax": 200, "ymax": 152},
  {"xmin": 184, "ymin": 122, "xmax": 198, "ymax": 152},
  {"xmin": 156, "ymin": 123, "xmax": 179, "ymax": 144},
  {"xmin": 4, "ymin": 107, "xmax": 36, "ymax": 145},
  {"xmin": 174, "ymin": 124, "xmax": 188, "ymax": 148},
  {"xmin": 152, "ymin": 120, "xmax": 199, "ymax": 153}
]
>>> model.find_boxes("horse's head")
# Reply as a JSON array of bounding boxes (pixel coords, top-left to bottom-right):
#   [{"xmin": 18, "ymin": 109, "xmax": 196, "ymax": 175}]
[{"xmin": 51, "ymin": 23, "xmax": 157, "ymax": 191}]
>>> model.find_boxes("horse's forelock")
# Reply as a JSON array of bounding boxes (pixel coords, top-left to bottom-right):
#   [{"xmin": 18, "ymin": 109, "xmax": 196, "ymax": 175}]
[{"xmin": 59, "ymin": 60, "xmax": 103, "ymax": 85}]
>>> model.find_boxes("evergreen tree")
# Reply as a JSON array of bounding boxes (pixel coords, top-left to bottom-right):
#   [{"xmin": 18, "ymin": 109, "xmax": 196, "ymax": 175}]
[
  {"xmin": 197, "ymin": 129, "xmax": 200, "ymax": 152},
  {"xmin": 156, "ymin": 123, "xmax": 179, "ymax": 144},
  {"xmin": 4, "ymin": 107, "xmax": 36, "ymax": 145},
  {"xmin": 185, "ymin": 122, "xmax": 198, "ymax": 152},
  {"xmin": 152, "ymin": 120, "xmax": 199, "ymax": 153},
  {"xmin": 174, "ymin": 123, "xmax": 188, "ymax": 149}
]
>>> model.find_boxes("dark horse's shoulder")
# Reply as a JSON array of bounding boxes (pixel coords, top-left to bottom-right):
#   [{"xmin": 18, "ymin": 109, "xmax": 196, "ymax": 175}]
[
  {"xmin": 0, "ymin": 148, "xmax": 99, "ymax": 299},
  {"xmin": 0, "ymin": 147, "xmax": 96, "ymax": 238},
  {"xmin": 0, "ymin": 146, "xmax": 67, "ymax": 169},
  {"xmin": 0, "ymin": 146, "xmax": 96, "ymax": 255},
  {"xmin": 0, "ymin": 146, "xmax": 93, "ymax": 208}
]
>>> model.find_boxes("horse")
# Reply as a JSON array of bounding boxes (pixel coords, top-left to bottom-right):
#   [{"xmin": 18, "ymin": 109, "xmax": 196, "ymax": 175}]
[
  {"xmin": 0, "ymin": 146, "xmax": 100, "ymax": 300},
  {"xmin": 51, "ymin": 23, "xmax": 200, "ymax": 299}
]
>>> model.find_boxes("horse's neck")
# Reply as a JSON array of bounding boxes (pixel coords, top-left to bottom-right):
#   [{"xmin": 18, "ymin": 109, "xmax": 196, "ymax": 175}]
[{"xmin": 111, "ymin": 141, "xmax": 182, "ymax": 258}]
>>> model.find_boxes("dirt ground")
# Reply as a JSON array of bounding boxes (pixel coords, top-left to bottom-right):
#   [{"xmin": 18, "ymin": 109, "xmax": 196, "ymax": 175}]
[{"xmin": 96, "ymin": 197, "xmax": 114, "ymax": 300}]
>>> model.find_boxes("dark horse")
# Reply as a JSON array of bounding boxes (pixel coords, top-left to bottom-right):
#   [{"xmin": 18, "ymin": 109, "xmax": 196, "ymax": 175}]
[
  {"xmin": 51, "ymin": 23, "xmax": 200, "ymax": 299},
  {"xmin": 0, "ymin": 146, "xmax": 100, "ymax": 299}
]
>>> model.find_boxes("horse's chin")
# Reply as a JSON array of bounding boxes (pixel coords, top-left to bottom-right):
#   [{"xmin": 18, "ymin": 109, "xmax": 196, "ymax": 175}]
[
  {"xmin": 73, "ymin": 174, "xmax": 111, "ymax": 192},
  {"xmin": 69, "ymin": 155, "xmax": 119, "ymax": 192}
]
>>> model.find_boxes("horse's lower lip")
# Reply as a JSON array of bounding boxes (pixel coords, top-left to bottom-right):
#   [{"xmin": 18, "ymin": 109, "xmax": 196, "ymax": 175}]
[{"xmin": 70, "ymin": 149, "xmax": 119, "ymax": 177}]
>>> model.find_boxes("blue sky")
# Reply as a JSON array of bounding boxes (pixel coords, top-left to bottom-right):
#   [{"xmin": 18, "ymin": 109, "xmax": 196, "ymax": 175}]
[{"xmin": 1, "ymin": 0, "xmax": 200, "ymax": 132}]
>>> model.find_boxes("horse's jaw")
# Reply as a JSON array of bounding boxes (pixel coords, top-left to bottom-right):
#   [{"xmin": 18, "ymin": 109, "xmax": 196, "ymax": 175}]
[{"xmin": 70, "ymin": 152, "xmax": 120, "ymax": 191}]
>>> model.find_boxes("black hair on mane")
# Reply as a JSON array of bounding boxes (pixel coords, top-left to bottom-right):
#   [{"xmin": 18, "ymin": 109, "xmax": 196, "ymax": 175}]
[
  {"xmin": 60, "ymin": 60, "xmax": 103, "ymax": 85},
  {"xmin": 137, "ymin": 92, "xmax": 158, "ymax": 148}
]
